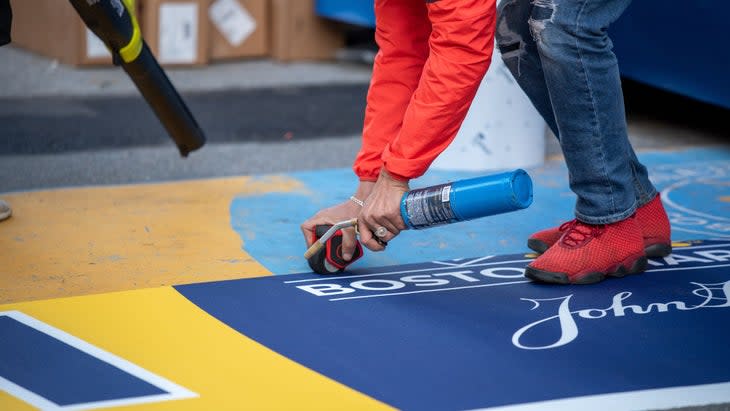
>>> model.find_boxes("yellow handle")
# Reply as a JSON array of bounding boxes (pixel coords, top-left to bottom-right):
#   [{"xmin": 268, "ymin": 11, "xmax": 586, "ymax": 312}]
[
  {"xmin": 119, "ymin": 0, "xmax": 143, "ymax": 63},
  {"xmin": 303, "ymin": 242, "xmax": 324, "ymax": 260}
]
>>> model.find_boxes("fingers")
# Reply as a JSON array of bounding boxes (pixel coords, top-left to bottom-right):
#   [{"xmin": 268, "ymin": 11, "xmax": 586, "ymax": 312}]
[
  {"xmin": 359, "ymin": 200, "xmax": 404, "ymax": 246},
  {"xmin": 357, "ymin": 185, "xmax": 407, "ymax": 251},
  {"xmin": 301, "ymin": 188, "xmax": 407, "ymax": 256},
  {"xmin": 301, "ymin": 200, "xmax": 362, "ymax": 253},
  {"xmin": 340, "ymin": 227, "xmax": 358, "ymax": 261},
  {"xmin": 372, "ymin": 216, "xmax": 400, "ymax": 242},
  {"xmin": 300, "ymin": 214, "xmax": 335, "ymax": 248},
  {"xmin": 300, "ymin": 220, "xmax": 317, "ymax": 248},
  {"xmin": 359, "ymin": 223, "xmax": 386, "ymax": 252}
]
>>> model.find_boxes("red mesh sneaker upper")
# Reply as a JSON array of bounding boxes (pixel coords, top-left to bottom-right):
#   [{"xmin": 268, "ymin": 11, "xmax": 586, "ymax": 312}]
[
  {"xmin": 528, "ymin": 217, "xmax": 645, "ymax": 282},
  {"xmin": 529, "ymin": 194, "xmax": 671, "ymax": 251},
  {"xmin": 636, "ymin": 194, "xmax": 671, "ymax": 248},
  {"xmin": 530, "ymin": 220, "xmax": 573, "ymax": 247}
]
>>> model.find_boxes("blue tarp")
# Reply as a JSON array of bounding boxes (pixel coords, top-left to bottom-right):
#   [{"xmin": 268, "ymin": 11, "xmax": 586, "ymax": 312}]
[{"xmin": 315, "ymin": 0, "xmax": 730, "ymax": 109}]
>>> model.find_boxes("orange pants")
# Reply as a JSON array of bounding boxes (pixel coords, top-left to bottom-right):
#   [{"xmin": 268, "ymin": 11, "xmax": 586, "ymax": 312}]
[{"xmin": 353, "ymin": 0, "xmax": 496, "ymax": 181}]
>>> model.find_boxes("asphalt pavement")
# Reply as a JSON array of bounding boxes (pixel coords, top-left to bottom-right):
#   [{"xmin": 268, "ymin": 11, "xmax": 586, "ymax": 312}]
[{"xmin": 0, "ymin": 44, "xmax": 728, "ymax": 194}]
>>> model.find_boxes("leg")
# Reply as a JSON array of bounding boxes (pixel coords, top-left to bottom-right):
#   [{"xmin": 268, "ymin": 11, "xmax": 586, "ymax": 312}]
[
  {"xmin": 496, "ymin": 0, "xmax": 559, "ymax": 136},
  {"xmin": 522, "ymin": 0, "xmax": 672, "ymax": 284},
  {"xmin": 498, "ymin": 0, "xmax": 656, "ymax": 215},
  {"xmin": 532, "ymin": 0, "xmax": 655, "ymax": 223}
]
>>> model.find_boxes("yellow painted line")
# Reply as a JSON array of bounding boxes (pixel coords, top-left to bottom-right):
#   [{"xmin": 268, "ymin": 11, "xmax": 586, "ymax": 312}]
[
  {"xmin": 0, "ymin": 176, "xmax": 305, "ymax": 304},
  {"xmin": 719, "ymin": 196, "xmax": 730, "ymax": 203},
  {"xmin": 0, "ymin": 392, "xmax": 35, "ymax": 411},
  {"xmin": 0, "ymin": 287, "xmax": 392, "ymax": 410},
  {"xmin": 671, "ymin": 241, "xmax": 693, "ymax": 248}
]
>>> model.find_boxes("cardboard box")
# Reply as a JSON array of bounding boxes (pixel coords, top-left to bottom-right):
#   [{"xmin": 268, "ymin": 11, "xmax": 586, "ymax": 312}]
[
  {"xmin": 143, "ymin": 0, "xmax": 211, "ymax": 66},
  {"xmin": 9, "ymin": 0, "xmax": 120, "ymax": 66},
  {"xmin": 270, "ymin": 0, "xmax": 344, "ymax": 62},
  {"xmin": 208, "ymin": 0, "xmax": 268, "ymax": 60}
]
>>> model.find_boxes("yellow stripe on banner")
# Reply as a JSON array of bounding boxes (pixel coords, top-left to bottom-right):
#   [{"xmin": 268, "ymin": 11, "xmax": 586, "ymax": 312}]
[
  {"xmin": 0, "ymin": 176, "xmax": 309, "ymax": 304},
  {"xmin": 0, "ymin": 288, "xmax": 392, "ymax": 410},
  {"xmin": 0, "ymin": 392, "xmax": 35, "ymax": 411}
]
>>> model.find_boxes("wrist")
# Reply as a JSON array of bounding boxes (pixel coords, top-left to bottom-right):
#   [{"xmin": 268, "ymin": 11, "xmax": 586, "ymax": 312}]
[
  {"xmin": 354, "ymin": 181, "xmax": 375, "ymax": 201},
  {"xmin": 380, "ymin": 167, "xmax": 410, "ymax": 188}
]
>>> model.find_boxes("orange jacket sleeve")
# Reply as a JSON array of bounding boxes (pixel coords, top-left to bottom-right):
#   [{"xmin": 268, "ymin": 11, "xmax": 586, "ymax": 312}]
[
  {"xmin": 353, "ymin": 0, "xmax": 496, "ymax": 181},
  {"xmin": 353, "ymin": 0, "xmax": 432, "ymax": 182}
]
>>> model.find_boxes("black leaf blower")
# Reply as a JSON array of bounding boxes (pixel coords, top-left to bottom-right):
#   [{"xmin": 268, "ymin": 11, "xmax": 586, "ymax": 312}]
[{"xmin": 68, "ymin": 0, "xmax": 206, "ymax": 156}]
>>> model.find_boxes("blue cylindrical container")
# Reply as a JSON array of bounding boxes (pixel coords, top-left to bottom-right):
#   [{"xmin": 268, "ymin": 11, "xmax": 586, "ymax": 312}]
[{"xmin": 400, "ymin": 169, "xmax": 533, "ymax": 229}]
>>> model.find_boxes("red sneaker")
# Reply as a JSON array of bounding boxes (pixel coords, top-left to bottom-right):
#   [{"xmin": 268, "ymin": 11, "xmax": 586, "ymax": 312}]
[
  {"xmin": 525, "ymin": 217, "xmax": 648, "ymax": 284},
  {"xmin": 639, "ymin": 194, "xmax": 673, "ymax": 257},
  {"xmin": 527, "ymin": 194, "xmax": 672, "ymax": 257}
]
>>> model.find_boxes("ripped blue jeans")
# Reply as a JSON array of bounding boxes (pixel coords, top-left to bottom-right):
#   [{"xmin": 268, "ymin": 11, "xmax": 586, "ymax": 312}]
[{"xmin": 496, "ymin": 0, "xmax": 657, "ymax": 224}]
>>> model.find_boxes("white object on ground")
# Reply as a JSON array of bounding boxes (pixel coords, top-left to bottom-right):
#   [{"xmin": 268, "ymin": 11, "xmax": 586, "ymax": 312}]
[{"xmin": 431, "ymin": 47, "xmax": 546, "ymax": 172}]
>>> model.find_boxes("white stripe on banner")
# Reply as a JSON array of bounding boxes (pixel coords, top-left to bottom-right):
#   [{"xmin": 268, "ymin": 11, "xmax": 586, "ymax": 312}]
[
  {"xmin": 0, "ymin": 311, "xmax": 197, "ymax": 410},
  {"xmin": 287, "ymin": 242, "xmax": 730, "ymax": 284},
  {"xmin": 469, "ymin": 381, "xmax": 730, "ymax": 411},
  {"xmin": 327, "ymin": 263, "xmax": 730, "ymax": 302}
]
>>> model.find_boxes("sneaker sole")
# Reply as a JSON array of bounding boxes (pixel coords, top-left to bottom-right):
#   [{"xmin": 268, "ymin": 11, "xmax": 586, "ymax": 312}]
[
  {"xmin": 527, "ymin": 238, "xmax": 550, "ymax": 254},
  {"xmin": 525, "ymin": 255, "xmax": 649, "ymax": 285},
  {"xmin": 528, "ymin": 239, "xmax": 672, "ymax": 258},
  {"xmin": 644, "ymin": 243, "xmax": 672, "ymax": 258}
]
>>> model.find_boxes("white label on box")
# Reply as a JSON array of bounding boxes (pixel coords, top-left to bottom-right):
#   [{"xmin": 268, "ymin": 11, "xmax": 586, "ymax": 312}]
[
  {"xmin": 86, "ymin": 29, "xmax": 111, "ymax": 58},
  {"xmin": 209, "ymin": 0, "xmax": 256, "ymax": 47},
  {"xmin": 158, "ymin": 3, "xmax": 199, "ymax": 64}
]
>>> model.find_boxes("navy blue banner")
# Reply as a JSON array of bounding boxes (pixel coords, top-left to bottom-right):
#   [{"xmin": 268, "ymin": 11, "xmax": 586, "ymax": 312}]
[
  {"xmin": 177, "ymin": 241, "xmax": 730, "ymax": 410},
  {"xmin": 0, "ymin": 315, "xmax": 166, "ymax": 406}
]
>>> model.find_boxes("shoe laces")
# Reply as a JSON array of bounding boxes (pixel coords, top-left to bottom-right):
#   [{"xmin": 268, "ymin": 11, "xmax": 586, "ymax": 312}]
[
  {"xmin": 558, "ymin": 220, "xmax": 576, "ymax": 232},
  {"xmin": 560, "ymin": 220, "xmax": 605, "ymax": 247}
]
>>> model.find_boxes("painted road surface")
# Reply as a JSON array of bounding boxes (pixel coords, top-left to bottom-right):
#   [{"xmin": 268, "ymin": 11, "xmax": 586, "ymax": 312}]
[
  {"xmin": 1, "ymin": 242, "xmax": 728, "ymax": 410},
  {"xmin": 234, "ymin": 147, "xmax": 730, "ymax": 273},
  {"xmin": 1, "ymin": 146, "xmax": 729, "ymax": 409},
  {"xmin": 177, "ymin": 241, "xmax": 730, "ymax": 411}
]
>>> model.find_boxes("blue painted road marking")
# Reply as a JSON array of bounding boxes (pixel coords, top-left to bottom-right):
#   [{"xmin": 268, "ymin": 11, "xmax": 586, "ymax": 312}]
[
  {"xmin": 0, "ymin": 311, "xmax": 196, "ymax": 410},
  {"xmin": 177, "ymin": 241, "xmax": 730, "ymax": 411},
  {"xmin": 231, "ymin": 148, "xmax": 730, "ymax": 274}
]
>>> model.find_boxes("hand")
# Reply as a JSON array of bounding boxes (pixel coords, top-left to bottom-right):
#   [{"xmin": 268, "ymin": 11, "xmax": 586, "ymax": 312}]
[
  {"xmin": 300, "ymin": 181, "xmax": 374, "ymax": 261},
  {"xmin": 359, "ymin": 168, "xmax": 409, "ymax": 252}
]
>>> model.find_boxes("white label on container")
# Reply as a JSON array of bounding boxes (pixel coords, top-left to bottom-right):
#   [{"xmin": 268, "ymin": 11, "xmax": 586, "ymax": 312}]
[
  {"xmin": 441, "ymin": 186, "xmax": 451, "ymax": 203},
  {"xmin": 158, "ymin": 3, "xmax": 199, "ymax": 64},
  {"xmin": 86, "ymin": 29, "xmax": 111, "ymax": 58}
]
